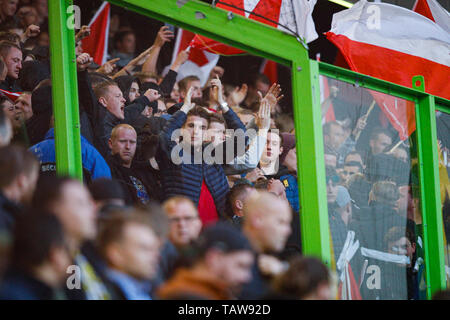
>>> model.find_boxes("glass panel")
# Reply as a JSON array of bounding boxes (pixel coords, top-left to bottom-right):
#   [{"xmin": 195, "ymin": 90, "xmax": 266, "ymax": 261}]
[
  {"xmin": 436, "ymin": 110, "xmax": 450, "ymax": 288},
  {"xmin": 320, "ymin": 75, "xmax": 425, "ymax": 300}
]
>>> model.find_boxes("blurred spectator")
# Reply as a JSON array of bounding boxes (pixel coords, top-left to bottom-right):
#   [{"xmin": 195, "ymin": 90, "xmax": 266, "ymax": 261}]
[
  {"xmin": 14, "ymin": 92, "xmax": 32, "ymax": 120},
  {"xmin": 324, "ymin": 146, "xmax": 338, "ymax": 169},
  {"xmin": 0, "ymin": 107, "xmax": 12, "ymax": 146},
  {"xmin": 271, "ymin": 255, "xmax": 332, "ymax": 300},
  {"xmin": 32, "ymin": 176, "xmax": 117, "ymax": 300},
  {"xmin": 225, "ymin": 182, "xmax": 257, "ymax": 228},
  {"xmin": 240, "ymin": 191, "xmax": 292, "ymax": 299},
  {"xmin": 0, "ymin": 145, "xmax": 38, "ymax": 240},
  {"xmin": 88, "ymin": 178, "xmax": 127, "ymax": 218},
  {"xmin": 157, "ymin": 222, "xmax": 254, "ymax": 300},
  {"xmin": 31, "ymin": 0, "xmax": 47, "ymax": 27},
  {"xmin": 0, "ymin": 0, "xmax": 18, "ymax": 24},
  {"xmin": 162, "ymin": 196, "xmax": 202, "ymax": 250},
  {"xmin": 323, "ymin": 121, "xmax": 345, "ymax": 164},
  {"xmin": 0, "ymin": 212, "xmax": 71, "ymax": 299},
  {"xmin": 97, "ymin": 210, "xmax": 161, "ymax": 300},
  {"xmin": 111, "ymin": 30, "xmax": 136, "ymax": 68},
  {"xmin": 339, "ymin": 161, "xmax": 363, "ymax": 186},
  {"xmin": 243, "ymin": 73, "xmax": 270, "ymax": 109}
]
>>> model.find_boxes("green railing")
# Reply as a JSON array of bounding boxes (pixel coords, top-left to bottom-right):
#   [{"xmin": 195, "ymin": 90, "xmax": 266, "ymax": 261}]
[{"xmin": 48, "ymin": 0, "xmax": 450, "ymax": 299}]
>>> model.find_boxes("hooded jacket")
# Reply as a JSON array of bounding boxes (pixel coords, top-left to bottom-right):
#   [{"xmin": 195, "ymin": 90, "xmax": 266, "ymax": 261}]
[{"xmin": 29, "ymin": 128, "xmax": 111, "ymax": 184}]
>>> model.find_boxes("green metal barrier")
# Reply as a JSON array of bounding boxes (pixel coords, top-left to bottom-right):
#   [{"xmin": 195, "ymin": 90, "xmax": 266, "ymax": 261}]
[{"xmin": 48, "ymin": 0, "xmax": 450, "ymax": 299}]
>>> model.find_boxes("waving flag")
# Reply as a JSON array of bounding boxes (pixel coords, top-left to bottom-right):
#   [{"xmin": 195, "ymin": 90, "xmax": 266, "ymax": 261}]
[
  {"xmin": 190, "ymin": 0, "xmax": 318, "ymax": 54},
  {"xmin": 81, "ymin": 2, "xmax": 110, "ymax": 66},
  {"xmin": 165, "ymin": 28, "xmax": 220, "ymax": 87},
  {"xmin": 326, "ymin": 0, "xmax": 450, "ymax": 140}
]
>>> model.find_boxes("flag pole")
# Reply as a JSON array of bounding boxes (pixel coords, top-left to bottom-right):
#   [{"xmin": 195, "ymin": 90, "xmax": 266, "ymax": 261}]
[{"xmin": 355, "ymin": 100, "xmax": 376, "ymax": 141}]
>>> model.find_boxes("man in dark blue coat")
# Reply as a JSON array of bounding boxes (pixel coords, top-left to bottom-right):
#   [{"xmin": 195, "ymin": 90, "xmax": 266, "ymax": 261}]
[{"xmin": 156, "ymin": 80, "xmax": 247, "ymax": 226}]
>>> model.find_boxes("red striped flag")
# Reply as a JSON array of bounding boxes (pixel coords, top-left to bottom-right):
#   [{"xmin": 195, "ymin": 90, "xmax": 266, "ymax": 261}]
[
  {"xmin": 81, "ymin": 2, "xmax": 110, "ymax": 66},
  {"xmin": 0, "ymin": 88, "xmax": 21, "ymax": 101},
  {"xmin": 326, "ymin": 0, "xmax": 450, "ymax": 140}
]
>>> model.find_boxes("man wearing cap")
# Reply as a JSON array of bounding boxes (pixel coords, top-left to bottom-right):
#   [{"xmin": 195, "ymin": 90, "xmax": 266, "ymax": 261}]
[{"xmin": 156, "ymin": 222, "xmax": 254, "ymax": 300}]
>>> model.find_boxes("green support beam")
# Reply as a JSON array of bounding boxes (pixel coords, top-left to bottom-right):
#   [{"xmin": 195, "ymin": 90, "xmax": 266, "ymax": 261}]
[
  {"xmin": 107, "ymin": 0, "xmax": 303, "ymax": 66},
  {"xmin": 48, "ymin": 0, "xmax": 83, "ymax": 180},
  {"xmin": 292, "ymin": 59, "xmax": 331, "ymax": 264},
  {"xmin": 413, "ymin": 77, "xmax": 447, "ymax": 298}
]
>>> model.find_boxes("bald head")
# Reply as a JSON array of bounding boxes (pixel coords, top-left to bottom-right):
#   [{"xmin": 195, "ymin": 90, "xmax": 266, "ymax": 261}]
[{"xmin": 243, "ymin": 191, "xmax": 292, "ymax": 253}]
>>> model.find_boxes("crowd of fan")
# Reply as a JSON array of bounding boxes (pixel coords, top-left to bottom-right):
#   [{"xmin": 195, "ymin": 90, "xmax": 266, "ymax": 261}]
[{"xmin": 0, "ymin": 0, "xmax": 444, "ymax": 300}]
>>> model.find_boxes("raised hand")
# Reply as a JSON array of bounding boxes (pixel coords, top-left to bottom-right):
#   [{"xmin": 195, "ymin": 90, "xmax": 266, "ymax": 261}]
[
  {"xmin": 258, "ymin": 83, "xmax": 283, "ymax": 111},
  {"xmin": 75, "ymin": 25, "xmax": 91, "ymax": 42},
  {"xmin": 171, "ymin": 49, "xmax": 190, "ymax": 71},
  {"xmin": 180, "ymin": 87, "xmax": 196, "ymax": 113},
  {"xmin": 76, "ymin": 53, "xmax": 93, "ymax": 71},
  {"xmin": 154, "ymin": 26, "xmax": 174, "ymax": 47},
  {"xmin": 210, "ymin": 75, "xmax": 226, "ymax": 110},
  {"xmin": 96, "ymin": 58, "xmax": 120, "ymax": 75},
  {"xmin": 256, "ymin": 99, "xmax": 271, "ymax": 130},
  {"xmin": 25, "ymin": 24, "xmax": 40, "ymax": 38},
  {"xmin": 144, "ymin": 88, "xmax": 161, "ymax": 102}
]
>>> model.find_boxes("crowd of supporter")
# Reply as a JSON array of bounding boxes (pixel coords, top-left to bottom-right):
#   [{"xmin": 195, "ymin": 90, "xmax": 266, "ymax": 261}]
[{"xmin": 0, "ymin": 0, "xmax": 448, "ymax": 301}]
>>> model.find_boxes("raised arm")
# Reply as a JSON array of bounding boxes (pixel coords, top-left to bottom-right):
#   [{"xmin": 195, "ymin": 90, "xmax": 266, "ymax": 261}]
[{"xmin": 142, "ymin": 26, "xmax": 174, "ymax": 74}]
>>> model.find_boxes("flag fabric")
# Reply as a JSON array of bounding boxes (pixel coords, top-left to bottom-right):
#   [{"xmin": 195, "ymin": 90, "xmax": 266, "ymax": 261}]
[
  {"xmin": 326, "ymin": 0, "xmax": 450, "ymax": 140},
  {"xmin": 81, "ymin": 2, "xmax": 110, "ymax": 66},
  {"xmin": 165, "ymin": 28, "xmax": 220, "ymax": 87},
  {"xmin": 413, "ymin": 0, "xmax": 450, "ymax": 33},
  {"xmin": 260, "ymin": 59, "xmax": 278, "ymax": 84},
  {"xmin": 0, "ymin": 89, "xmax": 21, "ymax": 101},
  {"xmin": 190, "ymin": 0, "xmax": 318, "ymax": 55}
]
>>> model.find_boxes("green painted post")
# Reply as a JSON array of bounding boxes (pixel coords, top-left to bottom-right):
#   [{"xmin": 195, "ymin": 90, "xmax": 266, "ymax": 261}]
[
  {"xmin": 292, "ymin": 59, "xmax": 331, "ymax": 264},
  {"xmin": 413, "ymin": 76, "xmax": 446, "ymax": 299},
  {"xmin": 48, "ymin": 0, "xmax": 83, "ymax": 180}
]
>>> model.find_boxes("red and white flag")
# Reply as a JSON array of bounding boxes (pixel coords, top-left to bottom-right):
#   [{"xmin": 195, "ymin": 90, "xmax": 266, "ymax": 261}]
[
  {"xmin": 413, "ymin": 0, "xmax": 450, "ymax": 33},
  {"xmin": 81, "ymin": 2, "xmax": 110, "ymax": 66},
  {"xmin": 0, "ymin": 89, "xmax": 21, "ymax": 101},
  {"xmin": 260, "ymin": 59, "xmax": 278, "ymax": 84},
  {"xmin": 165, "ymin": 28, "xmax": 220, "ymax": 87},
  {"xmin": 190, "ymin": 0, "xmax": 318, "ymax": 55},
  {"xmin": 326, "ymin": 0, "xmax": 450, "ymax": 140}
]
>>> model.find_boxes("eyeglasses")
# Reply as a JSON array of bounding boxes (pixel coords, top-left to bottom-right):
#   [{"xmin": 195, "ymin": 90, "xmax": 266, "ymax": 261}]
[{"xmin": 169, "ymin": 216, "xmax": 198, "ymax": 224}]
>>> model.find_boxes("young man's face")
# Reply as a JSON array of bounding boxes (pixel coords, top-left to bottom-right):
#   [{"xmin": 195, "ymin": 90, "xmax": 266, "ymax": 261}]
[
  {"xmin": 370, "ymin": 133, "xmax": 392, "ymax": 155},
  {"xmin": 182, "ymin": 115, "xmax": 208, "ymax": 147},
  {"xmin": 52, "ymin": 181, "xmax": 97, "ymax": 242},
  {"xmin": 261, "ymin": 132, "xmax": 283, "ymax": 163},
  {"xmin": 4, "ymin": 47, "xmax": 22, "ymax": 79},
  {"xmin": 208, "ymin": 121, "xmax": 226, "ymax": 145},
  {"xmin": 15, "ymin": 93, "xmax": 32, "ymax": 121},
  {"xmin": 113, "ymin": 223, "xmax": 161, "ymax": 280},
  {"xmin": 118, "ymin": 33, "xmax": 136, "ymax": 54},
  {"xmin": 258, "ymin": 198, "xmax": 292, "ymax": 252},
  {"xmin": 324, "ymin": 154, "xmax": 337, "ymax": 168},
  {"xmin": 387, "ymin": 236, "xmax": 415, "ymax": 267},
  {"xmin": 109, "ymin": 127, "xmax": 137, "ymax": 167},
  {"xmin": 182, "ymin": 80, "xmax": 202, "ymax": 100},
  {"xmin": 325, "ymin": 123, "xmax": 345, "ymax": 151},
  {"xmin": 101, "ymin": 85, "xmax": 126, "ymax": 120},
  {"xmin": 153, "ymin": 100, "xmax": 167, "ymax": 117},
  {"xmin": 2, "ymin": 99, "xmax": 22, "ymax": 130},
  {"xmin": 326, "ymin": 176, "xmax": 339, "ymax": 204},
  {"xmin": 1, "ymin": 0, "xmax": 18, "ymax": 17},
  {"xmin": 340, "ymin": 164, "xmax": 361, "ymax": 184},
  {"xmin": 128, "ymin": 81, "xmax": 140, "ymax": 102},
  {"xmin": 214, "ymin": 250, "xmax": 254, "ymax": 291}
]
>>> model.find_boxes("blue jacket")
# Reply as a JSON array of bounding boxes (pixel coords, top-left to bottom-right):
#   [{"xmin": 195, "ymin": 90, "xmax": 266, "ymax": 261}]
[
  {"xmin": 156, "ymin": 109, "xmax": 247, "ymax": 218},
  {"xmin": 29, "ymin": 128, "xmax": 111, "ymax": 182},
  {"xmin": 279, "ymin": 173, "xmax": 300, "ymax": 213}
]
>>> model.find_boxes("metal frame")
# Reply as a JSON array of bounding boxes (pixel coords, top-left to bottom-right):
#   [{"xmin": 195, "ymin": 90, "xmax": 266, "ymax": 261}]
[{"xmin": 48, "ymin": 0, "xmax": 450, "ymax": 298}]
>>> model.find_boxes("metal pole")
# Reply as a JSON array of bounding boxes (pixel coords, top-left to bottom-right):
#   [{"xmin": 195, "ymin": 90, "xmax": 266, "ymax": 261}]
[
  {"xmin": 292, "ymin": 58, "xmax": 332, "ymax": 265},
  {"xmin": 413, "ymin": 76, "xmax": 446, "ymax": 298},
  {"xmin": 48, "ymin": 0, "xmax": 83, "ymax": 180}
]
